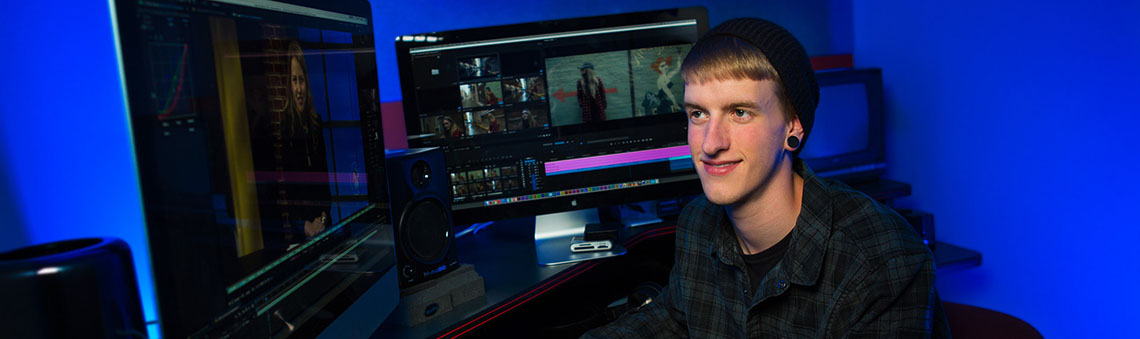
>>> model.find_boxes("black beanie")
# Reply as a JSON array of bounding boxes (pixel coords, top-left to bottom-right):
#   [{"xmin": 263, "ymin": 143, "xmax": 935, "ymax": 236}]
[{"xmin": 698, "ymin": 18, "xmax": 820, "ymax": 153}]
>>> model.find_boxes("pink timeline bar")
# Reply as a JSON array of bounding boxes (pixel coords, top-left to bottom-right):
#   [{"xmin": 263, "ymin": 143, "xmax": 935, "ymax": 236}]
[{"xmin": 544, "ymin": 145, "xmax": 689, "ymax": 175}]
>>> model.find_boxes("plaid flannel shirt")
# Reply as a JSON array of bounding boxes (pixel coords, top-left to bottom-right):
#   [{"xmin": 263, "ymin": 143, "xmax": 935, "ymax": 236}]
[{"xmin": 584, "ymin": 160, "xmax": 950, "ymax": 338}]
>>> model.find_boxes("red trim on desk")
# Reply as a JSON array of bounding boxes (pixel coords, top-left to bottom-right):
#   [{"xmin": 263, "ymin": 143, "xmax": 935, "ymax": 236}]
[
  {"xmin": 436, "ymin": 224, "xmax": 678, "ymax": 338},
  {"xmin": 436, "ymin": 261, "xmax": 597, "ymax": 338},
  {"xmin": 444, "ymin": 261, "xmax": 600, "ymax": 338},
  {"xmin": 623, "ymin": 225, "xmax": 676, "ymax": 248}
]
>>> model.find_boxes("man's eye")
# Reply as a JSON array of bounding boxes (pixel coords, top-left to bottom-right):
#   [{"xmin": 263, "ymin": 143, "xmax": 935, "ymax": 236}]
[
  {"xmin": 689, "ymin": 111, "xmax": 706, "ymax": 119},
  {"xmin": 733, "ymin": 109, "xmax": 749, "ymax": 117}
]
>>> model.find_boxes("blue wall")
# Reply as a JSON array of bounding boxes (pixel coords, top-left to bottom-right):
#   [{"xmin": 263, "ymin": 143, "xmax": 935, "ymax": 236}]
[
  {"xmin": 854, "ymin": 1, "xmax": 1140, "ymax": 337},
  {"xmin": 0, "ymin": 0, "xmax": 841, "ymax": 335},
  {"xmin": 0, "ymin": 0, "xmax": 153, "ymax": 329}
]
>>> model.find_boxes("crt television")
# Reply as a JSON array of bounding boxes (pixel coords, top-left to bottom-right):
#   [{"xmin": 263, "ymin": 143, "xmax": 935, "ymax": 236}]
[
  {"xmin": 112, "ymin": 0, "xmax": 395, "ymax": 337},
  {"xmin": 394, "ymin": 7, "xmax": 708, "ymax": 233},
  {"xmin": 800, "ymin": 68, "xmax": 886, "ymax": 181}
]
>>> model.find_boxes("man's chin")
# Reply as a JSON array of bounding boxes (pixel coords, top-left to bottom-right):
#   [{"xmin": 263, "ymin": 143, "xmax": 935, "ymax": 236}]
[{"xmin": 701, "ymin": 188, "xmax": 741, "ymax": 206}]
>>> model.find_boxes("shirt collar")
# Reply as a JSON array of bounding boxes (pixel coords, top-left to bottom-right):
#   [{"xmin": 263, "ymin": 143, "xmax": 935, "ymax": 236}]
[
  {"xmin": 710, "ymin": 205, "xmax": 741, "ymax": 267},
  {"xmin": 707, "ymin": 159, "xmax": 832, "ymax": 286},
  {"xmin": 783, "ymin": 159, "xmax": 831, "ymax": 286}
]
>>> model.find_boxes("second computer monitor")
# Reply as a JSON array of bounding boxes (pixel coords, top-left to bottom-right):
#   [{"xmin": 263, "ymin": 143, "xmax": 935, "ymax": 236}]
[{"xmin": 396, "ymin": 7, "xmax": 708, "ymax": 226}]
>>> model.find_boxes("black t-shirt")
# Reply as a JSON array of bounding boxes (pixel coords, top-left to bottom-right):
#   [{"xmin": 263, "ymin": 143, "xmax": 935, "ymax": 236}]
[{"xmin": 742, "ymin": 232, "xmax": 792, "ymax": 293}]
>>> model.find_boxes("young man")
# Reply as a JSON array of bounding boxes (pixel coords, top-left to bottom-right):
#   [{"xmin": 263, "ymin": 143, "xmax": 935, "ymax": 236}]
[{"xmin": 585, "ymin": 18, "xmax": 948, "ymax": 337}]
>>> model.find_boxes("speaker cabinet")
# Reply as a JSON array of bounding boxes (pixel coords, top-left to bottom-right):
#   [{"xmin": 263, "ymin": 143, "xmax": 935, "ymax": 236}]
[{"xmin": 386, "ymin": 148, "xmax": 458, "ymax": 288}]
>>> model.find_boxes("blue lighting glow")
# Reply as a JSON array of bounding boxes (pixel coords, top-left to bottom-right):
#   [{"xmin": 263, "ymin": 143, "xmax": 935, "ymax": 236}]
[
  {"xmin": 855, "ymin": 1, "xmax": 1140, "ymax": 337},
  {"xmin": 5, "ymin": 0, "xmax": 1131, "ymax": 337}
]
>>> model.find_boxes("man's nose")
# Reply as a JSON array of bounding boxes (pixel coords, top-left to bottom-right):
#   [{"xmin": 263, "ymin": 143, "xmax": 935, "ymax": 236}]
[{"xmin": 701, "ymin": 116, "xmax": 729, "ymax": 155}]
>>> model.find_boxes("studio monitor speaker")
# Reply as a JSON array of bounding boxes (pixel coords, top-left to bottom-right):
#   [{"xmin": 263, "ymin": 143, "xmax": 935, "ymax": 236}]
[{"xmin": 386, "ymin": 148, "xmax": 458, "ymax": 288}]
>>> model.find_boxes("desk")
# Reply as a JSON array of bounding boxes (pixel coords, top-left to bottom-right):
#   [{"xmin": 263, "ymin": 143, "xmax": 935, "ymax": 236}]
[
  {"xmin": 373, "ymin": 215, "xmax": 680, "ymax": 338},
  {"xmin": 374, "ymin": 224, "xmax": 980, "ymax": 338},
  {"xmin": 373, "ymin": 179, "xmax": 982, "ymax": 338},
  {"xmin": 934, "ymin": 241, "xmax": 983, "ymax": 271}
]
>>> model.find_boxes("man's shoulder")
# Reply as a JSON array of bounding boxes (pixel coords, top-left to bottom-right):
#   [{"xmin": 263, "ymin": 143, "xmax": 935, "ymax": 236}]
[
  {"xmin": 816, "ymin": 177, "xmax": 931, "ymax": 266},
  {"xmin": 678, "ymin": 195, "xmax": 717, "ymax": 223},
  {"xmin": 676, "ymin": 195, "xmax": 720, "ymax": 242}
]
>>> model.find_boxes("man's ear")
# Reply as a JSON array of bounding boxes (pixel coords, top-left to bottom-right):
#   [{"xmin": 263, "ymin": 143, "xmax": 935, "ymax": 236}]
[{"xmin": 785, "ymin": 115, "xmax": 804, "ymax": 152}]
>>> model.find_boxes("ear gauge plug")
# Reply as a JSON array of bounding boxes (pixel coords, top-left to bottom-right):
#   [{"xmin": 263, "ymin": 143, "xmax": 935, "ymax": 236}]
[{"xmin": 787, "ymin": 136, "xmax": 800, "ymax": 149}]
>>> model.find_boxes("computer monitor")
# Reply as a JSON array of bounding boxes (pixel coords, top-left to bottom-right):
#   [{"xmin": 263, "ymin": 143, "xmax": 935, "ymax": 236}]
[
  {"xmin": 395, "ymin": 8, "xmax": 708, "ymax": 239},
  {"xmin": 112, "ymin": 0, "xmax": 395, "ymax": 337},
  {"xmin": 801, "ymin": 68, "xmax": 886, "ymax": 181}
]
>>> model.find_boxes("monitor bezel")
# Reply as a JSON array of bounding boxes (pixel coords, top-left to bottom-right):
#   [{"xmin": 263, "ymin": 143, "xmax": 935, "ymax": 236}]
[
  {"xmin": 803, "ymin": 68, "xmax": 887, "ymax": 181},
  {"xmin": 111, "ymin": 0, "xmax": 395, "ymax": 337},
  {"xmin": 393, "ymin": 7, "xmax": 709, "ymax": 226}
]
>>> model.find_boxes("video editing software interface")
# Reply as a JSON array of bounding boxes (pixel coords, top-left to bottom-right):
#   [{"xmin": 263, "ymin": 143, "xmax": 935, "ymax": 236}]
[
  {"xmin": 400, "ymin": 11, "xmax": 705, "ymax": 222},
  {"xmin": 114, "ymin": 0, "xmax": 391, "ymax": 337}
]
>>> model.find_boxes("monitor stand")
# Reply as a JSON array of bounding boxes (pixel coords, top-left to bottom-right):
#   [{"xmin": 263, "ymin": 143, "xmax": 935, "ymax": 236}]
[{"xmin": 533, "ymin": 202, "xmax": 662, "ymax": 266}]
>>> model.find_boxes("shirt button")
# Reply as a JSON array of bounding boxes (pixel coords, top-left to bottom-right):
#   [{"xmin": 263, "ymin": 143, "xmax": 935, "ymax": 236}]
[{"xmin": 777, "ymin": 280, "xmax": 788, "ymax": 289}]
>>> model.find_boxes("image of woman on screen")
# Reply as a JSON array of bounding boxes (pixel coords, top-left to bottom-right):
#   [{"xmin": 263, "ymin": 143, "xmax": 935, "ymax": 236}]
[
  {"xmin": 440, "ymin": 115, "xmax": 464, "ymax": 138},
  {"xmin": 577, "ymin": 62, "xmax": 607, "ymax": 122},
  {"xmin": 260, "ymin": 40, "xmax": 332, "ymax": 248},
  {"xmin": 528, "ymin": 77, "xmax": 547, "ymax": 101},
  {"xmin": 480, "ymin": 84, "xmax": 499, "ymax": 106},
  {"xmin": 481, "ymin": 111, "xmax": 501, "ymax": 133},
  {"xmin": 652, "ymin": 56, "xmax": 682, "ymax": 113},
  {"xmin": 473, "ymin": 109, "xmax": 505, "ymax": 134},
  {"xmin": 520, "ymin": 108, "xmax": 538, "ymax": 129}
]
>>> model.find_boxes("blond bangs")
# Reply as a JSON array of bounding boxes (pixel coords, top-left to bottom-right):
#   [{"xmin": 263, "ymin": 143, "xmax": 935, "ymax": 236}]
[
  {"xmin": 681, "ymin": 36, "xmax": 795, "ymax": 119},
  {"xmin": 682, "ymin": 37, "xmax": 780, "ymax": 84}
]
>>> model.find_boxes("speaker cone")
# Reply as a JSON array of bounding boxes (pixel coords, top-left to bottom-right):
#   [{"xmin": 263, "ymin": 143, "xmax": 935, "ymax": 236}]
[{"xmin": 400, "ymin": 198, "xmax": 450, "ymax": 263}]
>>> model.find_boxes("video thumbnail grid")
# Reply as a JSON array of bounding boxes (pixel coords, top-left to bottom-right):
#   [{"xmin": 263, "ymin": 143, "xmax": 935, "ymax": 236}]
[
  {"xmin": 413, "ymin": 43, "xmax": 691, "ymax": 142},
  {"xmin": 449, "ymin": 165, "xmax": 521, "ymax": 199}
]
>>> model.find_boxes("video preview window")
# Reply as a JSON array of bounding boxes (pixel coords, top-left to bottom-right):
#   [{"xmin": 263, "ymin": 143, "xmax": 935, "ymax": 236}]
[
  {"xmin": 468, "ymin": 109, "xmax": 505, "ymax": 135},
  {"xmin": 631, "ymin": 44, "xmax": 691, "ymax": 117},
  {"xmin": 421, "ymin": 112, "xmax": 468, "ymax": 139},
  {"xmin": 543, "ymin": 45, "xmax": 692, "ymax": 127},
  {"xmin": 544, "ymin": 50, "xmax": 632, "ymax": 126},
  {"xmin": 213, "ymin": 20, "xmax": 368, "ymax": 257},
  {"xmin": 460, "ymin": 81, "xmax": 503, "ymax": 108},
  {"xmin": 505, "ymin": 105, "xmax": 550, "ymax": 130},
  {"xmin": 502, "ymin": 76, "xmax": 547, "ymax": 104},
  {"xmin": 457, "ymin": 54, "xmax": 501, "ymax": 81}
]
